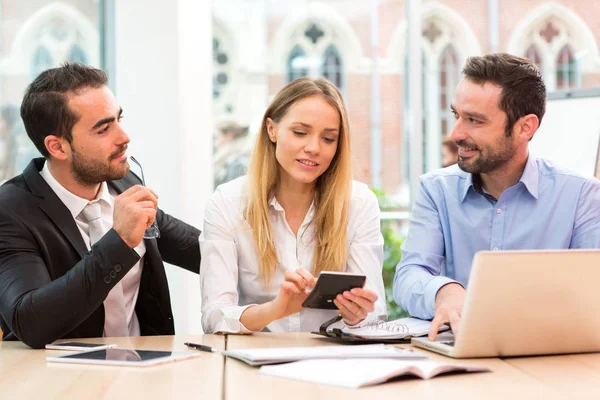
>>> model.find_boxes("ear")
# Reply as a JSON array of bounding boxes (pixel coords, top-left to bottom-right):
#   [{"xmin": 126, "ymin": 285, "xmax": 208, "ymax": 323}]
[
  {"xmin": 266, "ymin": 118, "xmax": 276, "ymax": 143},
  {"xmin": 513, "ymin": 114, "xmax": 539, "ymax": 142},
  {"xmin": 44, "ymin": 135, "xmax": 70, "ymax": 161}
]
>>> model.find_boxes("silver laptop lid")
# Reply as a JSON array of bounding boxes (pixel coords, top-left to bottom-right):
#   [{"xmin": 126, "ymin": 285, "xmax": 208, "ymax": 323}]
[{"xmin": 453, "ymin": 249, "xmax": 600, "ymax": 358}]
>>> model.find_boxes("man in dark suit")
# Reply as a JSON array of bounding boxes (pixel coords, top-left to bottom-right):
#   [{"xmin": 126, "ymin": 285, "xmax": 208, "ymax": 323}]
[{"xmin": 0, "ymin": 63, "xmax": 201, "ymax": 349}]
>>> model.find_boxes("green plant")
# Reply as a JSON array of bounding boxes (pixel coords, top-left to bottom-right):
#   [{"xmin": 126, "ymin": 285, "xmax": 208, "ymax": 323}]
[{"xmin": 372, "ymin": 188, "xmax": 409, "ymax": 320}]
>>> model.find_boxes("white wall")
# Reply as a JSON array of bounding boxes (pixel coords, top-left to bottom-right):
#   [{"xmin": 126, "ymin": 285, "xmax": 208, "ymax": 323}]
[
  {"xmin": 531, "ymin": 93, "xmax": 600, "ymax": 177},
  {"xmin": 114, "ymin": 0, "xmax": 213, "ymax": 334}
]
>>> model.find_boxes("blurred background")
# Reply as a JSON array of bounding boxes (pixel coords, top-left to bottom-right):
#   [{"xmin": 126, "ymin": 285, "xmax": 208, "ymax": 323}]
[{"xmin": 2, "ymin": 0, "xmax": 599, "ymax": 330}]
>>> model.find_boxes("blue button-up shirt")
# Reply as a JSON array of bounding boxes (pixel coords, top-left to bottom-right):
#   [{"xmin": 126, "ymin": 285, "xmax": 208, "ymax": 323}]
[{"xmin": 393, "ymin": 155, "xmax": 600, "ymax": 319}]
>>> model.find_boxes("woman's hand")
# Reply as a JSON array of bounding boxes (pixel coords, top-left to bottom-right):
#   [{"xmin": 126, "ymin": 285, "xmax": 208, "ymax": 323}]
[
  {"xmin": 334, "ymin": 287, "xmax": 378, "ymax": 326},
  {"xmin": 272, "ymin": 268, "xmax": 316, "ymax": 320}
]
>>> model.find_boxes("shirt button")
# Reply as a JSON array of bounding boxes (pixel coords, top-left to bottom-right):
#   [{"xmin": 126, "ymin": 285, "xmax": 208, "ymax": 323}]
[
  {"xmin": 497, "ymin": 208, "xmax": 502, "ymax": 214},
  {"xmin": 493, "ymin": 247, "xmax": 499, "ymax": 251}
]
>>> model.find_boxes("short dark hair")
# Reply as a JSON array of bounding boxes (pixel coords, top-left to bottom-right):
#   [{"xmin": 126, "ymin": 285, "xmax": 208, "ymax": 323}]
[
  {"xmin": 462, "ymin": 53, "xmax": 546, "ymax": 136},
  {"xmin": 20, "ymin": 62, "xmax": 108, "ymax": 158}
]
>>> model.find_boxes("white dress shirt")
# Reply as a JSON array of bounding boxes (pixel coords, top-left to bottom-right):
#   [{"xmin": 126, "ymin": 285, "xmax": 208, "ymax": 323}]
[
  {"xmin": 40, "ymin": 163, "xmax": 145, "ymax": 336},
  {"xmin": 200, "ymin": 176, "xmax": 387, "ymax": 334}
]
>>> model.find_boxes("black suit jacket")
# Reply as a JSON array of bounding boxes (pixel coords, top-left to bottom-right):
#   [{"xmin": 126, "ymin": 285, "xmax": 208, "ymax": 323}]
[{"xmin": 0, "ymin": 158, "xmax": 201, "ymax": 348}]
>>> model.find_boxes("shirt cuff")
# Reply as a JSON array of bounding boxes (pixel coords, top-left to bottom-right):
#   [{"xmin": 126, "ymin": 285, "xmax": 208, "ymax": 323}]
[
  {"xmin": 213, "ymin": 304, "xmax": 257, "ymax": 334},
  {"xmin": 423, "ymin": 276, "xmax": 461, "ymax": 319}
]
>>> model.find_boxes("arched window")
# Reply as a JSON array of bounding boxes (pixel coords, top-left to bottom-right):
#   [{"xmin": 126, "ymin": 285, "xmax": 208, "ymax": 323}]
[
  {"xmin": 525, "ymin": 44, "xmax": 543, "ymax": 72},
  {"xmin": 556, "ymin": 45, "xmax": 578, "ymax": 89},
  {"xmin": 287, "ymin": 45, "xmax": 308, "ymax": 83},
  {"xmin": 213, "ymin": 37, "xmax": 231, "ymax": 100},
  {"xmin": 321, "ymin": 45, "xmax": 343, "ymax": 89},
  {"xmin": 285, "ymin": 22, "xmax": 344, "ymax": 90},
  {"xmin": 29, "ymin": 16, "xmax": 95, "ymax": 80},
  {"xmin": 68, "ymin": 44, "xmax": 88, "ymax": 64},
  {"xmin": 31, "ymin": 46, "xmax": 54, "ymax": 79},
  {"xmin": 439, "ymin": 45, "xmax": 459, "ymax": 137}
]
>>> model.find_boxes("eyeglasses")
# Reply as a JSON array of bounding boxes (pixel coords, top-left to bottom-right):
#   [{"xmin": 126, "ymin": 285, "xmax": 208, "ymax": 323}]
[{"xmin": 129, "ymin": 156, "xmax": 160, "ymax": 239}]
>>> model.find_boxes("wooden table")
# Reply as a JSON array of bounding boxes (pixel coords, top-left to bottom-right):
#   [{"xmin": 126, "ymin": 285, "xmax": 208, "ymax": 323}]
[
  {"xmin": 224, "ymin": 333, "xmax": 589, "ymax": 400},
  {"xmin": 503, "ymin": 352, "xmax": 600, "ymax": 398},
  {"xmin": 0, "ymin": 335, "xmax": 224, "ymax": 399},
  {"xmin": 2, "ymin": 333, "xmax": 600, "ymax": 399}
]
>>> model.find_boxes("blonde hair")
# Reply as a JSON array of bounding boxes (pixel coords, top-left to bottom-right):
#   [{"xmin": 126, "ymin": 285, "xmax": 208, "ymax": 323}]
[{"xmin": 245, "ymin": 78, "xmax": 353, "ymax": 286}]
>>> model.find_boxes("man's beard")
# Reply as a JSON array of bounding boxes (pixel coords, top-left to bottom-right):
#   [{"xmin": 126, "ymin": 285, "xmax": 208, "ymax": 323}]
[
  {"xmin": 71, "ymin": 145, "xmax": 129, "ymax": 186},
  {"xmin": 456, "ymin": 138, "xmax": 514, "ymax": 174}
]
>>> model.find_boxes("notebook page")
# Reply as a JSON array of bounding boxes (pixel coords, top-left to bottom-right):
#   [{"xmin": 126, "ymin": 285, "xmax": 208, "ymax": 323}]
[
  {"xmin": 342, "ymin": 317, "xmax": 449, "ymax": 339},
  {"xmin": 260, "ymin": 358, "xmax": 490, "ymax": 389}
]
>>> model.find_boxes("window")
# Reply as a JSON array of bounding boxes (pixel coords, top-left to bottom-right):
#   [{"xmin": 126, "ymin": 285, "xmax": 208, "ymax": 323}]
[
  {"xmin": 556, "ymin": 45, "xmax": 578, "ymax": 89},
  {"xmin": 284, "ymin": 22, "xmax": 344, "ymax": 91},
  {"xmin": 287, "ymin": 45, "xmax": 308, "ymax": 82},
  {"xmin": 510, "ymin": 11, "xmax": 589, "ymax": 92},
  {"xmin": 321, "ymin": 45, "xmax": 343, "ymax": 89},
  {"xmin": 525, "ymin": 44, "xmax": 543, "ymax": 72},
  {"xmin": 0, "ymin": 3, "xmax": 102, "ymax": 181},
  {"xmin": 439, "ymin": 45, "xmax": 459, "ymax": 138},
  {"xmin": 31, "ymin": 45, "xmax": 54, "ymax": 79},
  {"xmin": 212, "ymin": 36, "xmax": 231, "ymax": 100},
  {"xmin": 420, "ymin": 12, "xmax": 473, "ymax": 172},
  {"xmin": 69, "ymin": 44, "xmax": 88, "ymax": 64}
]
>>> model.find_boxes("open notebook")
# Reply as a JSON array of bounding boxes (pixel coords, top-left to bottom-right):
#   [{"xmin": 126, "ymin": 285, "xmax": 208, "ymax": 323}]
[
  {"xmin": 260, "ymin": 358, "xmax": 490, "ymax": 389},
  {"xmin": 222, "ymin": 344, "xmax": 427, "ymax": 366},
  {"xmin": 313, "ymin": 316, "xmax": 449, "ymax": 343}
]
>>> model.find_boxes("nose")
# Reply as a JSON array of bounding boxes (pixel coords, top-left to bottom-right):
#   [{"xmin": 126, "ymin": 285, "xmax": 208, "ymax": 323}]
[
  {"xmin": 449, "ymin": 119, "xmax": 467, "ymax": 143},
  {"xmin": 115, "ymin": 123, "xmax": 131, "ymax": 146},
  {"xmin": 304, "ymin": 134, "xmax": 320, "ymax": 155}
]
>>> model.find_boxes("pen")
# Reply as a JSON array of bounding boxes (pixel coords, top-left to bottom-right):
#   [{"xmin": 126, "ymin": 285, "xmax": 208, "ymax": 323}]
[{"xmin": 184, "ymin": 342, "xmax": 218, "ymax": 353}]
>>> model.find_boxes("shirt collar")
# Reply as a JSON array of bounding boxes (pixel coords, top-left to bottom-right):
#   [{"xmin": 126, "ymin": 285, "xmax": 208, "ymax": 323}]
[
  {"xmin": 268, "ymin": 193, "xmax": 317, "ymax": 222},
  {"xmin": 268, "ymin": 195, "xmax": 284, "ymax": 212},
  {"xmin": 460, "ymin": 171, "xmax": 474, "ymax": 203},
  {"xmin": 519, "ymin": 154, "xmax": 539, "ymax": 199},
  {"xmin": 39, "ymin": 162, "xmax": 113, "ymax": 219},
  {"xmin": 459, "ymin": 154, "xmax": 539, "ymax": 202}
]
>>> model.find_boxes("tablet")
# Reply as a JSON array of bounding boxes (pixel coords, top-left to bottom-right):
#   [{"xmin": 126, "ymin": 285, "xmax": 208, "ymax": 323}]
[
  {"xmin": 46, "ymin": 348, "xmax": 201, "ymax": 367},
  {"xmin": 45, "ymin": 342, "xmax": 117, "ymax": 351},
  {"xmin": 302, "ymin": 271, "xmax": 366, "ymax": 310}
]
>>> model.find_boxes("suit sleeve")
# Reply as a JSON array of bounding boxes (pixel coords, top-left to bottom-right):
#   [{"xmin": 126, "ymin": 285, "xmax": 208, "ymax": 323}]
[
  {"xmin": 0, "ymin": 207, "xmax": 140, "ymax": 349},
  {"xmin": 155, "ymin": 209, "xmax": 201, "ymax": 273}
]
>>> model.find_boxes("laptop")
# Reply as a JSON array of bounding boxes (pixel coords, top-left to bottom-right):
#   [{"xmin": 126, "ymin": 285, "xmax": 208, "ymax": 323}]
[{"xmin": 412, "ymin": 249, "xmax": 600, "ymax": 358}]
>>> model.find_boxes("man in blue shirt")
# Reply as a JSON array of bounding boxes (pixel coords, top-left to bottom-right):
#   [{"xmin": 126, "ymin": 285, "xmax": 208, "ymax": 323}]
[{"xmin": 393, "ymin": 53, "xmax": 600, "ymax": 339}]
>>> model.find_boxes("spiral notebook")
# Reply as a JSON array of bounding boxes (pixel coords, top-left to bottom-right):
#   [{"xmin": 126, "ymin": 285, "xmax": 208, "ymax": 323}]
[{"xmin": 312, "ymin": 315, "xmax": 449, "ymax": 343}]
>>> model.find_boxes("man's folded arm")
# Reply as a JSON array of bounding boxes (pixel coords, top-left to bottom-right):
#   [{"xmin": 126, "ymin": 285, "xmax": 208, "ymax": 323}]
[{"xmin": 0, "ymin": 211, "xmax": 140, "ymax": 348}]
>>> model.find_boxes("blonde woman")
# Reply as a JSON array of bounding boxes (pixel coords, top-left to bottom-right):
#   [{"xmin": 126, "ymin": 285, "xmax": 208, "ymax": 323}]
[{"xmin": 200, "ymin": 78, "xmax": 386, "ymax": 333}]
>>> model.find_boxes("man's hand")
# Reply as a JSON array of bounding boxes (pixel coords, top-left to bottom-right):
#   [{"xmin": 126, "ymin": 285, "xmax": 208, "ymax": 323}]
[
  {"xmin": 429, "ymin": 283, "xmax": 466, "ymax": 340},
  {"xmin": 113, "ymin": 185, "xmax": 158, "ymax": 248},
  {"xmin": 272, "ymin": 268, "xmax": 316, "ymax": 320}
]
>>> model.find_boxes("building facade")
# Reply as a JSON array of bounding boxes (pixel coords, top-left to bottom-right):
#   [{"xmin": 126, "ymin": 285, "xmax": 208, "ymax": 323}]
[{"xmin": 1, "ymin": 0, "xmax": 599, "ymax": 207}]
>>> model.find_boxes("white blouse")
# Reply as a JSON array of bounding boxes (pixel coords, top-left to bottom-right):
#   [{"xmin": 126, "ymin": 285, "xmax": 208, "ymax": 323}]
[{"xmin": 199, "ymin": 176, "xmax": 387, "ymax": 334}]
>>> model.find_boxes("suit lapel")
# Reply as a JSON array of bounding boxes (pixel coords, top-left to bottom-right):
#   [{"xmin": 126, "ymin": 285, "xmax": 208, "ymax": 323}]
[
  {"xmin": 23, "ymin": 159, "xmax": 147, "ymax": 258},
  {"xmin": 24, "ymin": 158, "xmax": 88, "ymax": 258}
]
